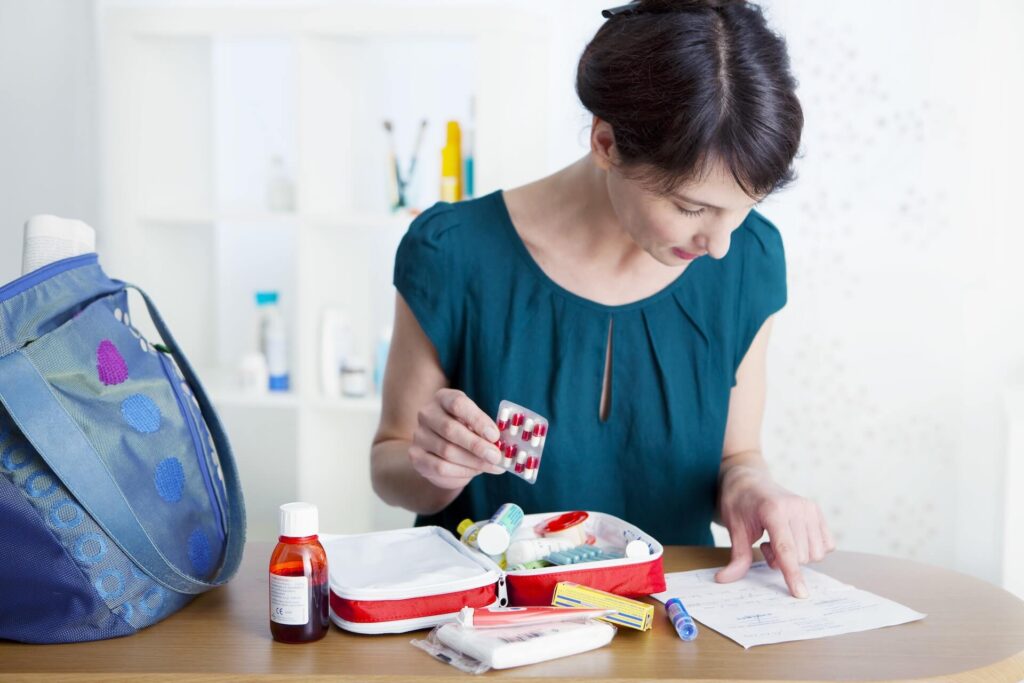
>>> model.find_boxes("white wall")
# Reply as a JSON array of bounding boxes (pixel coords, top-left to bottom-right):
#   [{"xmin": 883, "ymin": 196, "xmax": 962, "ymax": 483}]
[
  {"xmin": 0, "ymin": 0, "xmax": 99, "ymax": 281},
  {"xmin": 756, "ymin": 0, "xmax": 1024, "ymax": 588}
]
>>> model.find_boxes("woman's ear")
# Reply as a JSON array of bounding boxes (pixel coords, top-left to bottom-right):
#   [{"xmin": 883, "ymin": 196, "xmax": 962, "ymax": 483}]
[{"xmin": 590, "ymin": 117, "xmax": 619, "ymax": 171}]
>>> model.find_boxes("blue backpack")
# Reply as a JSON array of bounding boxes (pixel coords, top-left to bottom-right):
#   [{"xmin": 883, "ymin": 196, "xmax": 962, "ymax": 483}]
[{"xmin": 0, "ymin": 254, "xmax": 245, "ymax": 643}]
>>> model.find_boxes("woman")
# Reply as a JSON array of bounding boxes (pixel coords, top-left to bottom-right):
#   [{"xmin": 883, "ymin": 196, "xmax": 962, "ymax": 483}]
[{"xmin": 371, "ymin": 0, "xmax": 834, "ymax": 598}]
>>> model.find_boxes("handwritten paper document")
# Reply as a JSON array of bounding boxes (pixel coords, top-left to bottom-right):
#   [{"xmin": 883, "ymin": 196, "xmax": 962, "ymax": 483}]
[{"xmin": 651, "ymin": 562, "xmax": 926, "ymax": 648}]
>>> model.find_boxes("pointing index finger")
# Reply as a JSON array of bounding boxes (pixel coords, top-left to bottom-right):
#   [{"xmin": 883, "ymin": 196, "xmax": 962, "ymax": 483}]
[{"xmin": 765, "ymin": 519, "xmax": 809, "ymax": 599}]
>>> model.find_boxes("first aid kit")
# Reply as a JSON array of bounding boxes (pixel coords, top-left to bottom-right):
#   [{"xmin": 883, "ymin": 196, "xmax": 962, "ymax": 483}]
[{"xmin": 324, "ymin": 510, "xmax": 665, "ymax": 634}]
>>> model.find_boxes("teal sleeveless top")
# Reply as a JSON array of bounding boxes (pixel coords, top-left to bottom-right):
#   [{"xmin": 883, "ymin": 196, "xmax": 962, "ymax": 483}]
[{"xmin": 393, "ymin": 190, "xmax": 787, "ymax": 545}]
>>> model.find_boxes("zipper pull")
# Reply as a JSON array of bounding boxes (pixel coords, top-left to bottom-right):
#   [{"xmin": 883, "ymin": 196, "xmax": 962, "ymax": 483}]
[{"xmin": 496, "ymin": 574, "xmax": 508, "ymax": 608}]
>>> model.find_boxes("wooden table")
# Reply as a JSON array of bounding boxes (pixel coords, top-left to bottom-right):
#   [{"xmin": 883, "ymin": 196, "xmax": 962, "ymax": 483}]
[{"xmin": 3, "ymin": 542, "xmax": 1024, "ymax": 682}]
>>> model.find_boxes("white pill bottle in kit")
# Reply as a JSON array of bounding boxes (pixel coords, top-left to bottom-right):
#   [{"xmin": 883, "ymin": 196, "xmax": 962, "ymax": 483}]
[{"xmin": 256, "ymin": 291, "xmax": 290, "ymax": 392}]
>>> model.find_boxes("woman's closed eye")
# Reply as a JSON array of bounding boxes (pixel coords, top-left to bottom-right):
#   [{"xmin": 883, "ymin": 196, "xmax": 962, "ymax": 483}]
[{"xmin": 675, "ymin": 204, "xmax": 706, "ymax": 217}]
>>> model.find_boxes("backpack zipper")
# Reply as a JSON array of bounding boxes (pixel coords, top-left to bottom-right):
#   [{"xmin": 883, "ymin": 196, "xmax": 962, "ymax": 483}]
[{"xmin": 0, "ymin": 254, "xmax": 97, "ymax": 303}]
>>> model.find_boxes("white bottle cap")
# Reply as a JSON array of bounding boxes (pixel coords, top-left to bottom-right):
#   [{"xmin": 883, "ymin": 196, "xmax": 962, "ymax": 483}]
[
  {"xmin": 625, "ymin": 540, "xmax": 651, "ymax": 558},
  {"xmin": 476, "ymin": 522, "xmax": 511, "ymax": 556},
  {"xmin": 279, "ymin": 502, "xmax": 318, "ymax": 538}
]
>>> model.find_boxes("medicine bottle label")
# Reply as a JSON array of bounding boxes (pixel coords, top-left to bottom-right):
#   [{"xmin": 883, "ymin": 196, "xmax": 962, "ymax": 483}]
[{"xmin": 270, "ymin": 574, "xmax": 309, "ymax": 625}]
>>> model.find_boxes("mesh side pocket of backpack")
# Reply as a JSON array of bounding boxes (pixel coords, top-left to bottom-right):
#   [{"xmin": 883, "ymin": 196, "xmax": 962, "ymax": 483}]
[{"xmin": 0, "ymin": 409, "xmax": 192, "ymax": 640}]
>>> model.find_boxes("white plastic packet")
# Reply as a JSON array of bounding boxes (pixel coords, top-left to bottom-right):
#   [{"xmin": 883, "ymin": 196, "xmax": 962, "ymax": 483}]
[{"xmin": 410, "ymin": 618, "xmax": 616, "ymax": 674}]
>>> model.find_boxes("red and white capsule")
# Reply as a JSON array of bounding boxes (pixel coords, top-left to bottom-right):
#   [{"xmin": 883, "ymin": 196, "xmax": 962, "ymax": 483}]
[
  {"xmin": 504, "ymin": 443, "xmax": 518, "ymax": 468},
  {"xmin": 521, "ymin": 418, "xmax": 535, "ymax": 442},
  {"xmin": 525, "ymin": 455, "xmax": 540, "ymax": 483},
  {"xmin": 514, "ymin": 449, "xmax": 528, "ymax": 474},
  {"xmin": 509, "ymin": 412, "xmax": 524, "ymax": 436},
  {"xmin": 497, "ymin": 407, "xmax": 511, "ymax": 432},
  {"xmin": 536, "ymin": 423, "xmax": 548, "ymax": 447}
]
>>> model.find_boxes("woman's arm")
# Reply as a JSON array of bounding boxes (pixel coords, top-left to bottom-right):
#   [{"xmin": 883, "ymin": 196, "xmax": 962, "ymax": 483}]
[
  {"xmin": 715, "ymin": 317, "xmax": 775, "ymax": 510},
  {"xmin": 714, "ymin": 315, "xmax": 836, "ymax": 597},
  {"xmin": 371, "ymin": 294, "xmax": 505, "ymax": 516}
]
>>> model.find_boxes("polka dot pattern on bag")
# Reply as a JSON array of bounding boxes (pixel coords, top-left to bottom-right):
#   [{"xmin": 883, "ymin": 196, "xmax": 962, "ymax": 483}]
[
  {"xmin": 94, "ymin": 304, "xmax": 221, "ymax": 583},
  {"xmin": 96, "ymin": 340, "xmax": 129, "ymax": 386},
  {"xmin": 188, "ymin": 528, "xmax": 212, "ymax": 576},
  {"xmin": 154, "ymin": 457, "xmax": 185, "ymax": 502},
  {"xmin": 121, "ymin": 394, "xmax": 161, "ymax": 433}
]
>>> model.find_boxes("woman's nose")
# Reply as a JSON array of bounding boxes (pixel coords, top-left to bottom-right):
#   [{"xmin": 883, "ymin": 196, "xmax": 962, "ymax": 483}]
[{"xmin": 697, "ymin": 223, "xmax": 732, "ymax": 259}]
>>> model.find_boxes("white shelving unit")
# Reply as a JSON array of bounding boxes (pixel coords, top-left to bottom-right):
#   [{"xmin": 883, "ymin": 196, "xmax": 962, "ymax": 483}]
[
  {"xmin": 99, "ymin": 2, "xmax": 551, "ymax": 540},
  {"xmin": 1004, "ymin": 387, "xmax": 1024, "ymax": 598}
]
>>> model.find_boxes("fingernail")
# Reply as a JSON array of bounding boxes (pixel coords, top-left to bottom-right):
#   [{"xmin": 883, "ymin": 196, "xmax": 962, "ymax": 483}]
[
  {"xmin": 485, "ymin": 426, "xmax": 500, "ymax": 442},
  {"xmin": 795, "ymin": 582, "xmax": 809, "ymax": 599},
  {"xmin": 486, "ymin": 448, "xmax": 502, "ymax": 465}
]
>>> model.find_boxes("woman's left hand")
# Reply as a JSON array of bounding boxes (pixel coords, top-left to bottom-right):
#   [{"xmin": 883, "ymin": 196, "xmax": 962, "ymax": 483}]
[{"xmin": 714, "ymin": 466, "xmax": 836, "ymax": 598}]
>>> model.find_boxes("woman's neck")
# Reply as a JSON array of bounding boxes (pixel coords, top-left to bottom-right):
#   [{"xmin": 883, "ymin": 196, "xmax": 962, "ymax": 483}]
[
  {"xmin": 502, "ymin": 154, "xmax": 687, "ymax": 307},
  {"xmin": 522, "ymin": 155, "xmax": 649, "ymax": 270}
]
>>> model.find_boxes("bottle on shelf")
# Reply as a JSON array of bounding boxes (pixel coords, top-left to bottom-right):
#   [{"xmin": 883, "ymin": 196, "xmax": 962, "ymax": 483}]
[
  {"xmin": 269, "ymin": 502, "xmax": 329, "ymax": 644},
  {"xmin": 238, "ymin": 351, "xmax": 270, "ymax": 395},
  {"xmin": 373, "ymin": 326, "xmax": 392, "ymax": 395},
  {"xmin": 341, "ymin": 359, "xmax": 369, "ymax": 398},
  {"xmin": 256, "ymin": 291, "xmax": 290, "ymax": 392},
  {"xmin": 463, "ymin": 98, "xmax": 475, "ymax": 200},
  {"xmin": 320, "ymin": 308, "xmax": 354, "ymax": 398},
  {"xmin": 266, "ymin": 154, "xmax": 295, "ymax": 213},
  {"xmin": 440, "ymin": 121, "xmax": 462, "ymax": 203}
]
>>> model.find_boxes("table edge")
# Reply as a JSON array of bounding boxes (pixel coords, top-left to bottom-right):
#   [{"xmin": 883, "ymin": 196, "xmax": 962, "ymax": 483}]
[{"xmin": 1, "ymin": 648, "xmax": 1022, "ymax": 683}]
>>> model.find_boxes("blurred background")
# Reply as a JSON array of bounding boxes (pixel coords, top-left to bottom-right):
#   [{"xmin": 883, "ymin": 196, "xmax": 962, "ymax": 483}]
[{"xmin": 2, "ymin": 0, "xmax": 1022, "ymax": 595}]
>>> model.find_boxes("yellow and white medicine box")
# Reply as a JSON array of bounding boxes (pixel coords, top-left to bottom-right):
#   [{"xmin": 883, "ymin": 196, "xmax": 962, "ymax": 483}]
[{"xmin": 551, "ymin": 581, "xmax": 654, "ymax": 631}]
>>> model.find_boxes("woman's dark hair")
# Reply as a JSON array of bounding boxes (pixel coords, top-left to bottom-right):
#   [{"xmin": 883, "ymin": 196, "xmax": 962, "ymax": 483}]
[{"xmin": 577, "ymin": 0, "xmax": 802, "ymax": 198}]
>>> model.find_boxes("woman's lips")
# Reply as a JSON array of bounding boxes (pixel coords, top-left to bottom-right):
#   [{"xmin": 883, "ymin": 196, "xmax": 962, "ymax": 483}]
[{"xmin": 672, "ymin": 247, "xmax": 701, "ymax": 260}]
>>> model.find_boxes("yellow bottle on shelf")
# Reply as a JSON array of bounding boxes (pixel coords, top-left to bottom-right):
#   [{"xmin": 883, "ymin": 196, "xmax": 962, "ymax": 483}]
[{"xmin": 440, "ymin": 121, "xmax": 462, "ymax": 203}]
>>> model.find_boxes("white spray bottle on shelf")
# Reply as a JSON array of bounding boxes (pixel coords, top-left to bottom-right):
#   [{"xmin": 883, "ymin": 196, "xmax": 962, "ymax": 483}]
[
  {"xmin": 256, "ymin": 291, "xmax": 290, "ymax": 392},
  {"xmin": 320, "ymin": 308, "xmax": 354, "ymax": 398}
]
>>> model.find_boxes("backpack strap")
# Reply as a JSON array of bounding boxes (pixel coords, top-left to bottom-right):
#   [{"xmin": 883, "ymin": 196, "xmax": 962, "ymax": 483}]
[{"xmin": 0, "ymin": 285, "xmax": 246, "ymax": 595}]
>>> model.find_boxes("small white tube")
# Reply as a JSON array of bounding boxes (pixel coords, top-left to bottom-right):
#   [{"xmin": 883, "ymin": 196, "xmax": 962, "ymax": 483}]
[{"xmin": 506, "ymin": 537, "xmax": 575, "ymax": 566}]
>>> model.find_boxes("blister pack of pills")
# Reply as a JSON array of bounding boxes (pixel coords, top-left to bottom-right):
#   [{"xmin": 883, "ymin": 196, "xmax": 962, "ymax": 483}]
[{"xmin": 494, "ymin": 400, "xmax": 549, "ymax": 484}]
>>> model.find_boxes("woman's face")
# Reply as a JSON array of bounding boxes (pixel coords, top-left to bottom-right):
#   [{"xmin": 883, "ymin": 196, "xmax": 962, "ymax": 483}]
[{"xmin": 594, "ymin": 121, "xmax": 762, "ymax": 266}]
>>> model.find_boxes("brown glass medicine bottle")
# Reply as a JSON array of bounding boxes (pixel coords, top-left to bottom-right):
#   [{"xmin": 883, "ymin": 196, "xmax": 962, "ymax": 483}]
[{"xmin": 269, "ymin": 502, "xmax": 329, "ymax": 643}]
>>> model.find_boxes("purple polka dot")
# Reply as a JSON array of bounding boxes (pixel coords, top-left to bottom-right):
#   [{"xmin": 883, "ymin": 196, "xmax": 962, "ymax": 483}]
[
  {"xmin": 154, "ymin": 457, "xmax": 185, "ymax": 502},
  {"xmin": 96, "ymin": 340, "xmax": 128, "ymax": 386},
  {"xmin": 121, "ymin": 394, "xmax": 161, "ymax": 433}
]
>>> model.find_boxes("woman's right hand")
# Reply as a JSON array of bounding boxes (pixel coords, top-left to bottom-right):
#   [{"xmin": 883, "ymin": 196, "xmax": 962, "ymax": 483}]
[{"xmin": 409, "ymin": 388, "xmax": 506, "ymax": 490}]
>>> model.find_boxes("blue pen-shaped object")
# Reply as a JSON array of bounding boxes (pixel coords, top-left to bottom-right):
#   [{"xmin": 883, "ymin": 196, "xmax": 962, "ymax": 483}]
[{"xmin": 665, "ymin": 598, "xmax": 698, "ymax": 641}]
